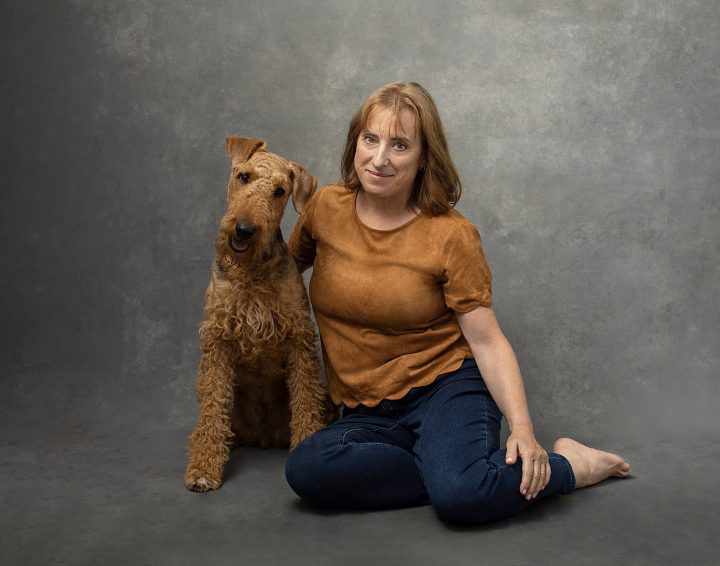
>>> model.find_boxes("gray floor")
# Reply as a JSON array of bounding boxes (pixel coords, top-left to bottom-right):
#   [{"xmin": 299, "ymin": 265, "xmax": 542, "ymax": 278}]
[{"xmin": 2, "ymin": 409, "xmax": 718, "ymax": 566}]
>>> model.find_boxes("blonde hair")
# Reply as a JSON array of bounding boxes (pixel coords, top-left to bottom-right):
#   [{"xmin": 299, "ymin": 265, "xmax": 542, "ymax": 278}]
[{"xmin": 341, "ymin": 82, "xmax": 462, "ymax": 216}]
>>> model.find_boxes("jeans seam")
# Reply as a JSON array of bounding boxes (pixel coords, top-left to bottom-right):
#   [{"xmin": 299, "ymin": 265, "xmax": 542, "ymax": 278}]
[
  {"xmin": 342, "ymin": 441, "xmax": 402, "ymax": 448},
  {"xmin": 481, "ymin": 391, "xmax": 489, "ymax": 460},
  {"xmin": 340, "ymin": 422, "xmax": 401, "ymax": 446}
]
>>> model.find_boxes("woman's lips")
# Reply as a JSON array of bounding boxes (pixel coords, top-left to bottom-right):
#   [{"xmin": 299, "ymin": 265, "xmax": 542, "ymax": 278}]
[{"xmin": 367, "ymin": 170, "xmax": 392, "ymax": 178}]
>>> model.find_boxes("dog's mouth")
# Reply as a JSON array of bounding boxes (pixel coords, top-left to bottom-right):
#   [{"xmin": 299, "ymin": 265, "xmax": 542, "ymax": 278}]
[{"xmin": 228, "ymin": 235, "xmax": 251, "ymax": 253}]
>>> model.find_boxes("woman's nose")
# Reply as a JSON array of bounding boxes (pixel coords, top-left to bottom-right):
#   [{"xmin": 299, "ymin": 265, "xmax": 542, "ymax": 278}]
[{"xmin": 372, "ymin": 143, "xmax": 390, "ymax": 167}]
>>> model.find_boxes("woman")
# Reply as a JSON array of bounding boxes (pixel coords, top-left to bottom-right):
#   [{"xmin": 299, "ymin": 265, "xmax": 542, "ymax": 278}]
[{"xmin": 285, "ymin": 82, "xmax": 630, "ymax": 523}]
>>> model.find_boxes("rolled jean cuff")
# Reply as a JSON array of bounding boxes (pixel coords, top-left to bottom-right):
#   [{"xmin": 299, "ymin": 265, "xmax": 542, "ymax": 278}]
[{"xmin": 549, "ymin": 453, "xmax": 576, "ymax": 493}]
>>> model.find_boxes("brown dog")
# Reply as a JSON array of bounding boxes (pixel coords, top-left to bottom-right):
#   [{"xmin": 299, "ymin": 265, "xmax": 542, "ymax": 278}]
[{"xmin": 185, "ymin": 137, "xmax": 330, "ymax": 492}]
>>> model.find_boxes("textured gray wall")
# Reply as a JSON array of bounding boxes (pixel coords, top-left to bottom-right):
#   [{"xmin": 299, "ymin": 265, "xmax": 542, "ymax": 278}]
[{"xmin": 2, "ymin": 1, "xmax": 718, "ymax": 443}]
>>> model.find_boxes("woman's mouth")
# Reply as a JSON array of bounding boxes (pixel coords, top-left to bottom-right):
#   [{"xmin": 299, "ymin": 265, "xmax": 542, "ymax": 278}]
[{"xmin": 367, "ymin": 170, "xmax": 392, "ymax": 178}]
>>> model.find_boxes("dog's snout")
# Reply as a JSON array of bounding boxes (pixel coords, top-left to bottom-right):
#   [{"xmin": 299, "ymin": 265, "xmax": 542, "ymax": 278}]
[{"xmin": 235, "ymin": 223, "xmax": 257, "ymax": 240}]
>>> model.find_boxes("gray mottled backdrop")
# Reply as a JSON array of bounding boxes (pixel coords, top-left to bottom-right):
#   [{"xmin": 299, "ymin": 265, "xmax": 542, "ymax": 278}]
[{"xmin": 2, "ymin": 0, "xmax": 718, "ymax": 445}]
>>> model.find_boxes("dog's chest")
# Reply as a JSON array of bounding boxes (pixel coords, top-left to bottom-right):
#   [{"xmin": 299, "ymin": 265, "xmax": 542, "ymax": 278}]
[
  {"xmin": 231, "ymin": 291, "xmax": 290, "ymax": 339},
  {"xmin": 210, "ymin": 284, "xmax": 295, "ymax": 361}
]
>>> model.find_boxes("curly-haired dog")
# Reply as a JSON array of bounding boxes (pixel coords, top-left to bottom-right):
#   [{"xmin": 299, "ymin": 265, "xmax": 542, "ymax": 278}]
[{"xmin": 185, "ymin": 136, "xmax": 330, "ymax": 493}]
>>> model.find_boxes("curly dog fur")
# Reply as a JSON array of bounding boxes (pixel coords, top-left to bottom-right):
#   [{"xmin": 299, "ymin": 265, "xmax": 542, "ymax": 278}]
[{"xmin": 185, "ymin": 137, "xmax": 330, "ymax": 492}]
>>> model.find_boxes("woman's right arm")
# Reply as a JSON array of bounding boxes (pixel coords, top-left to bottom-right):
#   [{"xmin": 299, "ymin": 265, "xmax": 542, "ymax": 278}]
[{"xmin": 288, "ymin": 191, "xmax": 319, "ymax": 274}]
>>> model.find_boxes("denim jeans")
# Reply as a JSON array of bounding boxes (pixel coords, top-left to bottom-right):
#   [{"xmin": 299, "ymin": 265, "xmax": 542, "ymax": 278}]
[{"xmin": 285, "ymin": 359, "xmax": 575, "ymax": 523}]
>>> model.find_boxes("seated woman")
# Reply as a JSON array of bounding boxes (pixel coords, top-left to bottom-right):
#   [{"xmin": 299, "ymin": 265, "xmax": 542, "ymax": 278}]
[{"xmin": 285, "ymin": 82, "xmax": 630, "ymax": 524}]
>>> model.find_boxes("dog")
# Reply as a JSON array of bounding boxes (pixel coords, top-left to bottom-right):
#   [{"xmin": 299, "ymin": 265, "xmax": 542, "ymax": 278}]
[{"xmin": 185, "ymin": 136, "xmax": 330, "ymax": 492}]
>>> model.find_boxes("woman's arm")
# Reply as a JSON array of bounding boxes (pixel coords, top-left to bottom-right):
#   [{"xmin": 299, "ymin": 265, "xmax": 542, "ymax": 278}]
[
  {"xmin": 288, "ymin": 219, "xmax": 316, "ymax": 275},
  {"xmin": 455, "ymin": 306, "xmax": 551, "ymax": 500}
]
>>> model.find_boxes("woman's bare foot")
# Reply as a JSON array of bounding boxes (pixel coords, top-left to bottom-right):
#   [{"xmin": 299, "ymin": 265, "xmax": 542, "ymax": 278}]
[{"xmin": 553, "ymin": 438, "xmax": 631, "ymax": 489}]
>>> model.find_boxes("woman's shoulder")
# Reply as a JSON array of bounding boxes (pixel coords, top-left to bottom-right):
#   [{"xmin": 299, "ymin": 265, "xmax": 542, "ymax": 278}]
[
  {"xmin": 315, "ymin": 182, "xmax": 352, "ymax": 199},
  {"xmin": 309, "ymin": 183, "xmax": 354, "ymax": 211},
  {"xmin": 421, "ymin": 207, "xmax": 482, "ymax": 238}
]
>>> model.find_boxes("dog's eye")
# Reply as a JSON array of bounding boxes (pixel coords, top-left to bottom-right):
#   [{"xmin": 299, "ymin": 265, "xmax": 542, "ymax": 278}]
[
  {"xmin": 273, "ymin": 187, "xmax": 286, "ymax": 198},
  {"xmin": 237, "ymin": 172, "xmax": 250, "ymax": 184}
]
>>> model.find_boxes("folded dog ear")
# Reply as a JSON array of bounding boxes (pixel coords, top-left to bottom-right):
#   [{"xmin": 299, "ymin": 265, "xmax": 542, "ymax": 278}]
[
  {"xmin": 225, "ymin": 136, "xmax": 267, "ymax": 164},
  {"xmin": 289, "ymin": 162, "xmax": 318, "ymax": 214}
]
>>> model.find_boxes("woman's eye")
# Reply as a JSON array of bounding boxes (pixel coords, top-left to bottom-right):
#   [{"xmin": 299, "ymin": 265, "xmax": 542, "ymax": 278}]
[
  {"xmin": 394, "ymin": 142, "xmax": 407, "ymax": 151},
  {"xmin": 273, "ymin": 187, "xmax": 286, "ymax": 198},
  {"xmin": 362, "ymin": 135, "xmax": 376, "ymax": 144},
  {"xmin": 237, "ymin": 172, "xmax": 250, "ymax": 183}
]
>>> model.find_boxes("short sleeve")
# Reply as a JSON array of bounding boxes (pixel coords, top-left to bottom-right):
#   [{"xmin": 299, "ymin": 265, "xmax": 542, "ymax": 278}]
[
  {"xmin": 440, "ymin": 220, "xmax": 493, "ymax": 312},
  {"xmin": 288, "ymin": 189, "xmax": 319, "ymax": 268}
]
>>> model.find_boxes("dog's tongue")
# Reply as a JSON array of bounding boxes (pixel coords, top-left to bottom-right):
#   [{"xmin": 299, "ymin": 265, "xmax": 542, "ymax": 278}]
[{"xmin": 229, "ymin": 236, "xmax": 250, "ymax": 253}]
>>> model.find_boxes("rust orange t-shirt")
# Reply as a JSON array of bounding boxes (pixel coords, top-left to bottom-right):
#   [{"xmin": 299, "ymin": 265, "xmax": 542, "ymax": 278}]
[{"xmin": 289, "ymin": 184, "xmax": 492, "ymax": 408}]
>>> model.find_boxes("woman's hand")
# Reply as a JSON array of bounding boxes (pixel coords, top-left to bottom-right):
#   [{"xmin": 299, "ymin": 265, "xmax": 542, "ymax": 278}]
[{"xmin": 506, "ymin": 425, "xmax": 551, "ymax": 500}]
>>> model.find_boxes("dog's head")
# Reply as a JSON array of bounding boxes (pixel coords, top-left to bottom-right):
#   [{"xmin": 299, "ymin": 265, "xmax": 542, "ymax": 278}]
[{"xmin": 216, "ymin": 136, "xmax": 317, "ymax": 266}]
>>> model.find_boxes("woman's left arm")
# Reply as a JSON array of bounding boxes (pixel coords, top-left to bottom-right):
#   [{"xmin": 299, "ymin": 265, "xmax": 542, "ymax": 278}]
[{"xmin": 456, "ymin": 306, "xmax": 551, "ymax": 500}]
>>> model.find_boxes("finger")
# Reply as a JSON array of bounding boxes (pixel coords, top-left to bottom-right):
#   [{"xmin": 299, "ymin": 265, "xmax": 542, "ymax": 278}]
[
  {"xmin": 533, "ymin": 457, "xmax": 551, "ymax": 498},
  {"xmin": 542, "ymin": 461, "xmax": 552, "ymax": 491},
  {"xmin": 506, "ymin": 441, "xmax": 518, "ymax": 465},
  {"xmin": 527, "ymin": 460, "xmax": 541, "ymax": 499},
  {"xmin": 537, "ymin": 459, "xmax": 548, "ymax": 498},
  {"xmin": 519, "ymin": 456, "xmax": 533, "ymax": 496},
  {"xmin": 528, "ymin": 460, "xmax": 539, "ymax": 499}
]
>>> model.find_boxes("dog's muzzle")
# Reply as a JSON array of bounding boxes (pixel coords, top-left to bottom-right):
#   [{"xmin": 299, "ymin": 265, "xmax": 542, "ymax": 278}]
[{"xmin": 229, "ymin": 222, "xmax": 256, "ymax": 253}]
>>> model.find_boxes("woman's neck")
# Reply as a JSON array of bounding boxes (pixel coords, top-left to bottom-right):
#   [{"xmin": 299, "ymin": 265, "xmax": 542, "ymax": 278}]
[{"xmin": 355, "ymin": 189, "xmax": 419, "ymax": 231}]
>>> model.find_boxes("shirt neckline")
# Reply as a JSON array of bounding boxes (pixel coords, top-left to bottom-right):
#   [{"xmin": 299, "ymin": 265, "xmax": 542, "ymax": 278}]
[{"xmin": 352, "ymin": 191, "xmax": 422, "ymax": 234}]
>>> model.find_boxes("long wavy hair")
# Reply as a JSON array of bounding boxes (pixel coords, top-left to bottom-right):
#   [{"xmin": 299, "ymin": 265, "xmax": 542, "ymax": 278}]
[{"xmin": 340, "ymin": 82, "xmax": 462, "ymax": 216}]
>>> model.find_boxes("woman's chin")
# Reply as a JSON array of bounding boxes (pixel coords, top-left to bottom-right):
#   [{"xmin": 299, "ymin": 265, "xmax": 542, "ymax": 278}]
[{"xmin": 359, "ymin": 182, "xmax": 411, "ymax": 203}]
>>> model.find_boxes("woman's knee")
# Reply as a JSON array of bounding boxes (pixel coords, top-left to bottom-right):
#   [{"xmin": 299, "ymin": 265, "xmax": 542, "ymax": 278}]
[
  {"xmin": 286, "ymin": 432, "xmax": 358, "ymax": 508},
  {"xmin": 285, "ymin": 440, "xmax": 328, "ymax": 502},
  {"xmin": 428, "ymin": 472, "xmax": 508, "ymax": 524}
]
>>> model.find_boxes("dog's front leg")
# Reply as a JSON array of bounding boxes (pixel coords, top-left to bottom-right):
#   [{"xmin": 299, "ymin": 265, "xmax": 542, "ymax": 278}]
[
  {"xmin": 185, "ymin": 340, "xmax": 236, "ymax": 492},
  {"xmin": 286, "ymin": 321, "xmax": 331, "ymax": 450}
]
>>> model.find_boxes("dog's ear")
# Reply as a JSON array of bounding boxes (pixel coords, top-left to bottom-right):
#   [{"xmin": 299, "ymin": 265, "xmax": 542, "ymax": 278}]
[
  {"xmin": 225, "ymin": 136, "xmax": 267, "ymax": 164},
  {"xmin": 289, "ymin": 162, "xmax": 318, "ymax": 214}
]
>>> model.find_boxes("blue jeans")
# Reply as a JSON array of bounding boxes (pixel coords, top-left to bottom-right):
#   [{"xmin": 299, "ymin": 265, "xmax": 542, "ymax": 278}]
[{"xmin": 285, "ymin": 359, "xmax": 575, "ymax": 523}]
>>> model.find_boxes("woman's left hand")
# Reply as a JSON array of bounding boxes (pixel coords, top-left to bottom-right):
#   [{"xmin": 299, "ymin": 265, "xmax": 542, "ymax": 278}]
[
  {"xmin": 455, "ymin": 307, "xmax": 551, "ymax": 501},
  {"xmin": 505, "ymin": 426, "xmax": 551, "ymax": 500}
]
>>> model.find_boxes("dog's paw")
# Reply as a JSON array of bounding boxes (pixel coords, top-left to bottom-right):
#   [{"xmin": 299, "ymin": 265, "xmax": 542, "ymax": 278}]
[{"xmin": 185, "ymin": 472, "xmax": 222, "ymax": 493}]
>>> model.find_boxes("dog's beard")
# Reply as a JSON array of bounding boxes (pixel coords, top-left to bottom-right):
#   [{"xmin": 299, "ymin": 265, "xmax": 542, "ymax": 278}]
[
  {"xmin": 215, "ymin": 232, "xmax": 277, "ymax": 272},
  {"xmin": 215, "ymin": 234, "xmax": 241, "ymax": 271}
]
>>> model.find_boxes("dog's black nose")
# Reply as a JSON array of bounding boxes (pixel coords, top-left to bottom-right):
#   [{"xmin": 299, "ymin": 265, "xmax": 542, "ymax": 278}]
[{"xmin": 235, "ymin": 223, "xmax": 256, "ymax": 240}]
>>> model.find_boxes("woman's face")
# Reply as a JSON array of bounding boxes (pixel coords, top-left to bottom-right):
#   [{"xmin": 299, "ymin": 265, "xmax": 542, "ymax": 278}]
[{"xmin": 353, "ymin": 107, "xmax": 424, "ymax": 205}]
